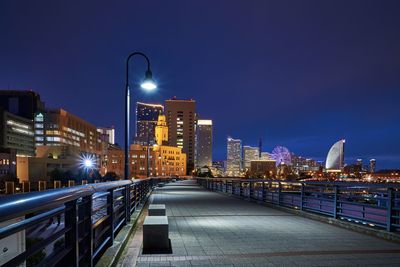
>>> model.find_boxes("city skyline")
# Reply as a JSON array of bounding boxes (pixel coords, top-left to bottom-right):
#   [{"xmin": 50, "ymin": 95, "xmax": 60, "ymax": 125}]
[{"xmin": 1, "ymin": 1, "xmax": 400, "ymax": 168}]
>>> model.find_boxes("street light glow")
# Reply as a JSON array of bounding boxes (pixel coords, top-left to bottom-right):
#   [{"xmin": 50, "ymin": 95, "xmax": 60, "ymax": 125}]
[
  {"xmin": 84, "ymin": 159, "xmax": 93, "ymax": 168},
  {"xmin": 140, "ymin": 70, "xmax": 157, "ymax": 91}
]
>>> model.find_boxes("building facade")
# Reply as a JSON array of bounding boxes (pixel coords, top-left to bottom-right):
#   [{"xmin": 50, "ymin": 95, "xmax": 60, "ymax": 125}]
[
  {"xmin": 0, "ymin": 108, "xmax": 35, "ymax": 157},
  {"xmin": 195, "ymin": 119, "xmax": 212, "ymax": 167},
  {"xmin": 243, "ymin": 146, "xmax": 259, "ymax": 171},
  {"xmin": 226, "ymin": 137, "xmax": 242, "ymax": 177},
  {"xmin": 129, "ymin": 144, "xmax": 186, "ymax": 179},
  {"xmin": 165, "ymin": 98, "xmax": 196, "ymax": 174},
  {"xmin": 134, "ymin": 102, "xmax": 164, "ymax": 145},
  {"xmin": 34, "ymin": 109, "xmax": 104, "ymax": 155},
  {"xmin": 97, "ymin": 126, "xmax": 115, "ymax": 144},
  {"xmin": 369, "ymin": 159, "xmax": 376, "ymax": 173},
  {"xmin": 104, "ymin": 144, "xmax": 124, "ymax": 178}
]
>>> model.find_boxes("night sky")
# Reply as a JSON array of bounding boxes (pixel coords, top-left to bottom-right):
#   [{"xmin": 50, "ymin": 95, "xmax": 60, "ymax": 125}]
[{"xmin": 1, "ymin": 1, "xmax": 400, "ymax": 169}]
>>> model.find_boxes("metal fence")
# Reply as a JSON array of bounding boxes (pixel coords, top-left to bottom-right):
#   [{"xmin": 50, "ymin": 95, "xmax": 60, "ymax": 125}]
[
  {"xmin": 0, "ymin": 178, "xmax": 168, "ymax": 267},
  {"xmin": 197, "ymin": 178, "xmax": 400, "ymax": 232}
]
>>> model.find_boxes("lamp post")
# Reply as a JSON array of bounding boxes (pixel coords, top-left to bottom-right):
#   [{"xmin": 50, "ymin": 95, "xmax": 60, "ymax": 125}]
[{"xmin": 125, "ymin": 52, "xmax": 157, "ymax": 180}]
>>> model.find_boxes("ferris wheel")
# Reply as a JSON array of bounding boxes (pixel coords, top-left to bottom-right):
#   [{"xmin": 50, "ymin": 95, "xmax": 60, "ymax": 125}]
[{"xmin": 271, "ymin": 146, "xmax": 292, "ymax": 166}]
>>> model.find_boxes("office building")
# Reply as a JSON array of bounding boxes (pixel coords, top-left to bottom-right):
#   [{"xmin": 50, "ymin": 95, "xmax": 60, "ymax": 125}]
[
  {"xmin": 34, "ymin": 109, "xmax": 104, "ymax": 155},
  {"xmin": 134, "ymin": 102, "xmax": 164, "ymax": 145},
  {"xmin": 260, "ymin": 152, "xmax": 271, "ymax": 160},
  {"xmin": 226, "ymin": 137, "xmax": 242, "ymax": 177},
  {"xmin": 243, "ymin": 146, "xmax": 259, "ymax": 170},
  {"xmin": 370, "ymin": 159, "xmax": 376, "ymax": 173},
  {"xmin": 0, "ymin": 90, "xmax": 45, "ymax": 120},
  {"xmin": 105, "ymin": 144, "xmax": 124, "ymax": 178},
  {"xmin": 195, "ymin": 119, "xmax": 212, "ymax": 167},
  {"xmin": 129, "ymin": 144, "xmax": 186, "ymax": 179},
  {"xmin": 165, "ymin": 98, "xmax": 196, "ymax": 174},
  {"xmin": 97, "ymin": 126, "xmax": 115, "ymax": 144},
  {"xmin": 0, "ymin": 108, "xmax": 35, "ymax": 157}
]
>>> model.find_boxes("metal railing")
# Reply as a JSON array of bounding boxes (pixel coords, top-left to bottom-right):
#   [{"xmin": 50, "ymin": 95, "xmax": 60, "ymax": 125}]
[
  {"xmin": 197, "ymin": 178, "xmax": 400, "ymax": 233},
  {"xmin": 0, "ymin": 178, "xmax": 169, "ymax": 267}
]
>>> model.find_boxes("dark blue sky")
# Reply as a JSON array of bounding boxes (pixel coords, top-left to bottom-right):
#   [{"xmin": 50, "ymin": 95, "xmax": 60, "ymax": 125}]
[{"xmin": 1, "ymin": 1, "xmax": 400, "ymax": 169}]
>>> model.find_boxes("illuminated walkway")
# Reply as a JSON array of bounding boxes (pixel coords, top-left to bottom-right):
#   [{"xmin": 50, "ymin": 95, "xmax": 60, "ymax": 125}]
[{"xmin": 119, "ymin": 180, "xmax": 400, "ymax": 266}]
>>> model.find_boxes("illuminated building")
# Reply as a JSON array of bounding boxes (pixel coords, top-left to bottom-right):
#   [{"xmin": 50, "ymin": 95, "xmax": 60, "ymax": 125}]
[
  {"xmin": 370, "ymin": 159, "xmax": 376, "ymax": 173},
  {"xmin": 155, "ymin": 113, "xmax": 168, "ymax": 146},
  {"xmin": 243, "ymin": 146, "xmax": 259, "ymax": 170},
  {"xmin": 0, "ymin": 108, "xmax": 35, "ymax": 157},
  {"xmin": 165, "ymin": 98, "xmax": 196, "ymax": 174},
  {"xmin": 104, "ymin": 144, "xmax": 124, "ymax": 178},
  {"xmin": 134, "ymin": 102, "xmax": 164, "ymax": 145},
  {"xmin": 226, "ymin": 137, "xmax": 242, "ymax": 177},
  {"xmin": 97, "ymin": 126, "xmax": 115, "ymax": 144},
  {"xmin": 130, "ymin": 113, "xmax": 187, "ymax": 178},
  {"xmin": 250, "ymin": 160, "xmax": 276, "ymax": 178},
  {"xmin": 34, "ymin": 109, "xmax": 104, "ymax": 155},
  {"xmin": 325, "ymin": 139, "xmax": 345, "ymax": 172},
  {"xmin": 260, "ymin": 152, "xmax": 271, "ymax": 160},
  {"xmin": 129, "ymin": 144, "xmax": 186, "ymax": 178},
  {"xmin": 195, "ymin": 119, "xmax": 212, "ymax": 167}
]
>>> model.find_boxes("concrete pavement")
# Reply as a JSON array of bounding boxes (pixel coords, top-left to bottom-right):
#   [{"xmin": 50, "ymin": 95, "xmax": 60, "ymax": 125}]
[{"xmin": 119, "ymin": 180, "xmax": 400, "ymax": 266}]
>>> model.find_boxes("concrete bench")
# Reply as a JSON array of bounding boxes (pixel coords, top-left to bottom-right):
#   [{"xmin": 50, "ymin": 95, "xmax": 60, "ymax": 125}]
[
  {"xmin": 148, "ymin": 204, "xmax": 166, "ymax": 216},
  {"xmin": 142, "ymin": 216, "xmax": 171, "ymax": 254}
]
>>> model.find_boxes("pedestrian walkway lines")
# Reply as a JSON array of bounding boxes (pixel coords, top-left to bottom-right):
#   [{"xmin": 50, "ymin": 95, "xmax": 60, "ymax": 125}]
[{"xmin": 137, "ymin": 249, "xmax": 400, "ymax": 262}]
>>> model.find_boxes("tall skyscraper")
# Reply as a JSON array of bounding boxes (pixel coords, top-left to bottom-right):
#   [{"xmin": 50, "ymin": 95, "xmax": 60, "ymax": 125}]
[
  {"xmin": 369, "ymin": 159, "xmax": 376, "ymax": 173},
  {"xmin": 195, "ymin": 119, "xmax": 212, "ymax": 167},
  {"xmin": 243, "ymin": 146, "xmax": 259, "ymax": 170},
  {"xmin": 135, "ymin": 102, "xmax": 164, "ymax": 145},
  {"xmin": 165, "ymin": 98, "xmax": 196, "ymax": 174},
  {"xmin": 226, "ymin": 137, "xmax": 242, "ymax": 177}
]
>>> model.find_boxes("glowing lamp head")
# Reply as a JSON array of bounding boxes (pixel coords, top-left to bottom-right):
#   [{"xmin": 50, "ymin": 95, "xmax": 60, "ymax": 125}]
[
  {"xmin": 84, "ymin": 159, "xmax": 93, "ymax": 168},
  {"xmin": 140, "ymin": 70, "xmax": 157, "ymax": 91}
]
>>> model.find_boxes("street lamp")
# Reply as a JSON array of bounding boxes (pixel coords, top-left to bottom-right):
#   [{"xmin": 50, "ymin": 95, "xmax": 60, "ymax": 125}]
[{"xmin": 125, "ymin": 52, "xmax": 157, "ymax": 180}]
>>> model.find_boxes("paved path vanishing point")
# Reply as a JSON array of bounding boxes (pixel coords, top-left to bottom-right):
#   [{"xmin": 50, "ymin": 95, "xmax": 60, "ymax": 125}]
[{"xmin": 119, "ymin": 180, "xmax": 400, "ymax": 266}]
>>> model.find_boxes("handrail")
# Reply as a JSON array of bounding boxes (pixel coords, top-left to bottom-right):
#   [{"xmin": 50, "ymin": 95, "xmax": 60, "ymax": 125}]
[
  {"xmin": 197, "ymin": 177, "xmax": 400, "ymax": 233},
  {"xmin": 0, "ymin": 177, "xmax": 172, "ymax": 267}
]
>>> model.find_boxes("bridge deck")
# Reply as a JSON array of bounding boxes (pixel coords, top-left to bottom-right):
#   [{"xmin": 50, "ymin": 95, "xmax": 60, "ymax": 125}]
[{"xmin": 119, "ymin": 180, "xmax": 400, "ymax": 266}]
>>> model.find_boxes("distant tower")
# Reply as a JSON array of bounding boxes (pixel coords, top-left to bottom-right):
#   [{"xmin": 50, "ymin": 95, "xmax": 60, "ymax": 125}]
[
  {"xmin": 258, "ymin": 137, "xmax": 262, "ymax": 159},
  {"xmin": 226, "ymin": 137, "xmax": 242, "ymax": 177},
  {"xmin": 325, "ymin": 139, "xmax": 345, "ymax": 172},
  {"xmin": 155, "ymin": 113, "xmax": 168, "ymax": 146},
  {"xmin": 369, "ymin": 159, "xmax": 376, "ymax": 173},
  {"xmin": 195, "ymin": 120, "xmax": 213, "ymax": 167}
]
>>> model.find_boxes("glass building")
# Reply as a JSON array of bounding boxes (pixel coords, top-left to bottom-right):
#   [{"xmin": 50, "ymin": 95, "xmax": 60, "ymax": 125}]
[
  {"xmin": 243, "ymin": 146, "xmax": 259, "ymax": 170},
  {"xmin": 195, "ymin": 120, "xmax": 213, "ymax": 167},
  {"xmin": 325, "ymin": 139, "xmax": 345, "ymax": 172},
  {"xmin": 134, "ymin": 102, "xmax": 164, "ymax": 145}
]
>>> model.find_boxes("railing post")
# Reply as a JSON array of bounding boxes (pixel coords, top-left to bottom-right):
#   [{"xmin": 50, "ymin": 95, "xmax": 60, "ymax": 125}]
[
  {"xmin": 300, "ymin": 183, "xmax": 304, "ymax": 211},
  {"xmin": 108, "ymin": 188, "xmax": 115, "ymax": 245},
  {"xmin": 125, "ymin": 184, "xmax": 131, "ymax": 223},
  {"xmin": 262, "ymin": 181, "xmax": 266, "ymax": 202},
  {"xmin": 65, "ymin": 199, "xmax": 79, "ymax": 266},
  {"xmin": 387, "ymin": 188, "xmax": 393, "ymax": 232},
  {"xmin": 225, "ymin": 180, "xmax": 228, "ymax": 193},
  {"xmin": 239, "ymin": 181, "xmax": 243, "ymax": 197},
  {"xmin": 333, "ymin": 185, "xmax": 338, "ymax": 219},
  {"xmin": 278, "ymin": 182, "xmax": 281, "ymax": 205},
  {"xmin": 249, "ymin": 182, "xmax": 253, "ymax": 200},
  {"xmin": 82, "ymin": 195, "xmax": 93, "ymax": 267}
]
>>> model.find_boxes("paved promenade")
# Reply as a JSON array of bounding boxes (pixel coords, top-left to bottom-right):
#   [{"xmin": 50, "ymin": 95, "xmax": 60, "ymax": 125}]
[{"xmin": 120, "ymin": 180, "xmax": 400, "ymax": 266}]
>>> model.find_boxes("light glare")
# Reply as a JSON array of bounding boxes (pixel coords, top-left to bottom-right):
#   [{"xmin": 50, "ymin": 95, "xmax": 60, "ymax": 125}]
[{"xmin": 141, "ymin": 81, "xmax": 157, "ymax": 91}]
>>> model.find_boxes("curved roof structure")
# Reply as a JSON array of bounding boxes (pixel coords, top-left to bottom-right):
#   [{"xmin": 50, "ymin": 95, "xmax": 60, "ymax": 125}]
[{"xmin": 325, "ymin": 139, "xmax": 345, "ymax": 171}]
